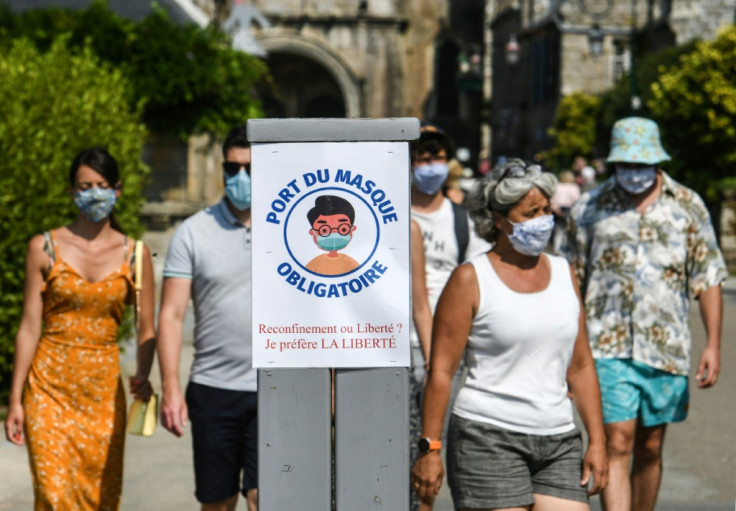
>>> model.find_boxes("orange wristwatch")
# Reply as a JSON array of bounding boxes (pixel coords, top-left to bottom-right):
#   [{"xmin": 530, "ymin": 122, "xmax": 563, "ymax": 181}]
[{"xmin": 417, "ymin": 437, "xmax": 442, "ymax": 453}]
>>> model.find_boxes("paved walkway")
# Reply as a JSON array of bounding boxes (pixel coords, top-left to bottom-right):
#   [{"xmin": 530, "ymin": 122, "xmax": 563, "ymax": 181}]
[{"xmin": 2, "ymin": 281, "xmax": 736, "ymax": 509}]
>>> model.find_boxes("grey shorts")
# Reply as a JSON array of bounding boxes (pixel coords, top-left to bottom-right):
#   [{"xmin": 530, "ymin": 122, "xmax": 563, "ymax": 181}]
[{"xmin": 446, "ymin": 415, "xmax": 588, "ymax": 509}]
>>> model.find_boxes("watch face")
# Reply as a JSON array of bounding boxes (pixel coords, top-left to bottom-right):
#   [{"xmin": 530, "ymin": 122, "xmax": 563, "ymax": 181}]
[{"xmin": 418, "ymin": 438, "xmax": 430, "ymax": 453}]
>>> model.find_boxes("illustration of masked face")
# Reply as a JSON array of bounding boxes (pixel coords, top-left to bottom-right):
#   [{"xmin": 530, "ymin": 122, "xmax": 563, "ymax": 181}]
[{"xmin": 310, "ymin": 214, "xmax": 356, "ymax": 252}]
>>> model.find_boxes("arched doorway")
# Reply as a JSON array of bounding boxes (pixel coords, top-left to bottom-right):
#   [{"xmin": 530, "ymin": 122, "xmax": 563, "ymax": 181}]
[
  {"xmin": 255, "ymin": 33, "xmax": 363, "ymax": 118},
  {"xmin": 260, "ymin": 52, "xmax": 346, "ymax": 118}
]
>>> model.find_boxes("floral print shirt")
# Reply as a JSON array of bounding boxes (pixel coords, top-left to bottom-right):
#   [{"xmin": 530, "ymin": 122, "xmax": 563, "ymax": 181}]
[{"xmin": 559, "ymin": 172, "xmax": 727, "ymax": 375}]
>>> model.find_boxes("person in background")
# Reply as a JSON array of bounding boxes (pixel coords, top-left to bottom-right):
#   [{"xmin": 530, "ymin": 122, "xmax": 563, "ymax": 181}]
[
  {"xmin": 411, "ymin": 219, "xmax": 433, "ymax": 379},
  {"xmin": 550, "ymin": 170, "xmax": 581, "ymax": 253},
  {"xmin": 580, "ymin": 166, "xmax": 597, "ymax": 192},
  {"xmin": 559, "ymin": 117, "xmax": 727, "ymax": 511},
  {"xmin": 158, "ymin": 124, "xmax": 258, "ymax": 511},
  {"xmin": 444, "ymin": 158, "xmax": 466, "ymax": 205},
  {"xmin": 412, "ymin": 158, "xmax": 608, "ymax": 510},
  {"xmin": 5, "ymin": 147, "xmax": 156, "ymax": 509},
  {"xmin": 572, "ymin": 155, "xmax": 588, "ymax": 188}
]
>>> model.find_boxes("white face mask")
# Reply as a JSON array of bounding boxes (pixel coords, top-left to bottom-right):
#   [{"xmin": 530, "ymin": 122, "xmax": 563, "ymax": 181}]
[
  {"xmin": 506, "ymin": 214, "xmax": 555, "ymax": 256},
  {"xmin": 616, "ymin": 166, "xmax": 657, "ymax": 195}
]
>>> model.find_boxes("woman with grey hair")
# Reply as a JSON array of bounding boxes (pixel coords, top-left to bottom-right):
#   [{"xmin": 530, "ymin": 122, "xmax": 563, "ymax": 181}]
[{"xmin": 411, "ymin": 159, "xmax": 608, "ymax": 510}]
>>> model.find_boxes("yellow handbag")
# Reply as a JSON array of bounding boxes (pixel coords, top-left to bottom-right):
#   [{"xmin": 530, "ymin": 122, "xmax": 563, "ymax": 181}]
[
  {"xmin": 127, "ymin": 393, "xmax": 158, "ymax": 436},
  {"xmin": 127, "ymin": 240, "xmax": 158, "ymax": 437}
]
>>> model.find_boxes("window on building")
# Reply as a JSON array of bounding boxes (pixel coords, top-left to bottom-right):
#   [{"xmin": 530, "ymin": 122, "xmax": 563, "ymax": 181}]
[{"xmin": 612, "ymin": 39, "xmax": 630, "ymax": 84}]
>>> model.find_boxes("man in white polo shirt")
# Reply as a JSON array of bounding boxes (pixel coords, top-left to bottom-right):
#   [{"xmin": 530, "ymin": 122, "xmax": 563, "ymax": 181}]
[{"xmin": 157, "ymin": 124, "xmax": 258, "ymax": 511}]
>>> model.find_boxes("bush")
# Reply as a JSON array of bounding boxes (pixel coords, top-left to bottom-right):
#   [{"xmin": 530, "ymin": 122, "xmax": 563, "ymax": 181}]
[
  {"xmin": 0, "ymin": 37, "xmax": 148, "ymax": 401},
  {"xmin": 0, "ymin": 0, "xmax": 267, "ymax": 138},
  {"xmin": 540, "ymin": 92, "xmax": 600, "ymax": 172},
  {"xmin": 648, "ymin": 25, "xmax": 736, "ymax": 203},
  {"xmin": 545, "ymin": 30, "xmax": 734, "ymax": 209},
  {"xmin": 597, "ymin": 39, "xmax": 698, "ymax": 159}
]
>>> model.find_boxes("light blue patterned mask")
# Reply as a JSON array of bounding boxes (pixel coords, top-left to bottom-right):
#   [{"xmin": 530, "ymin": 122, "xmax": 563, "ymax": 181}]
[
  {"xmin": 507, "ymin": 214, "xmax": 554, "ymax": 256},
  {"xmin": 616, "ymin": 166, "xmax": 656, "ymax": 195},
  {"xmin": 74, "ymin": 188, "xmax": 117, "ymax": 222}
]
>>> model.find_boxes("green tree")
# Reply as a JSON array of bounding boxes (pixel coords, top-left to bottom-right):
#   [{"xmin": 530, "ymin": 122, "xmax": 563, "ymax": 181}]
[
  {"xmin": 0, "ymin": 0, "xmax": 266, "ymax": 138},
  {"xmin": 0, "ymin": 38, "xmax": 148, "ymax": 401},
  {"xmin": 648, "ymin": 25, "xmax": 736, "ymax": 203},
  {"xmin": 540, "ymin": 92, "xmax": 600, "ymax": 172},
  {"xmin": 597, "ymin": 39, "xmax": 698, "ymax": 158}
]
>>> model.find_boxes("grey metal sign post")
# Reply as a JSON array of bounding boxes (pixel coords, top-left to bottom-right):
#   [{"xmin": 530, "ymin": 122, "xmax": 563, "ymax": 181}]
[{"xmin": 249, "ymin": 118, "xmax": 419, "ymax": 510}]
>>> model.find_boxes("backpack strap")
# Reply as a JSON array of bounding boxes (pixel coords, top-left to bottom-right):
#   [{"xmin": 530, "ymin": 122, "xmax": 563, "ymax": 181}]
[{"xmin": 451, "ymin": 202, "xmax": 469, "ymax": 264}]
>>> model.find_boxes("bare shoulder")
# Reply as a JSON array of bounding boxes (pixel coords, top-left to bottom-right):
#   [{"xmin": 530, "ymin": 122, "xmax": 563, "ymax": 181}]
[
  {"xmin": 448, "ymin": 261, "xmax": 479, "ymax": 290},
  {"xmin": 27, "ymin": 233, "xmax": 46, "ymax": 251},
  {"xmin": 25, "ymin": 233, "xmax": 50, "ymax": 272},
  {"xmin": 437, "ymin": 261, "xmax": 481, "ymax": 317}
]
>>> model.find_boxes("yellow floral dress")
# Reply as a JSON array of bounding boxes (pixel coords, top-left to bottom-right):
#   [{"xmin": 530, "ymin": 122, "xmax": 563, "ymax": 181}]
[{"xmin": 23, "ymin": 231, "xmax": 132, "ymax": 510}]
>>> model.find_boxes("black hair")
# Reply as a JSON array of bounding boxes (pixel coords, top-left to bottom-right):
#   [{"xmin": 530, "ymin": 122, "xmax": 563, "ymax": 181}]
[
  {"xmin": 69, "ymin": 147, "xmax": 119, "ymax": 187},
  {"xmin": 307, "ymin": 195, "xmax": 355, "ymax": 225},
  {"xmin": 411, "ymin": 128, "xmax": 455, "ymax": 162},
  {"xmin": 69, "ymin": 147, "xmax": 124, "ymax": 233},
  {"xmin": 222, "ymin": 124, "xmax": 250, "ymax": 159}
]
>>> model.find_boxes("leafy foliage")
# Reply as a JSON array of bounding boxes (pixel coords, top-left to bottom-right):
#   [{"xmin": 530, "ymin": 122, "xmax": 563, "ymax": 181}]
[
  {"xmin": 540, "ymin": 92, "xmax": 600, "ymax": 172},
  {"xmin": 545, "ymin": 27, "xmax": 735, "ymax": 208},
  {"xmin": 0, "ymin": 0, "xmax": 266, "ymax": 138},
  {"xmin": 0, "ymin": 38, "xmax": 148, "ymax": 401},
  {"xmin": 596, "ymin": 39, "xmax": 698, "ymax": 159},
  {"xmin": 648, "ymin": 25, "xmax": 736, "ymax": 203}
]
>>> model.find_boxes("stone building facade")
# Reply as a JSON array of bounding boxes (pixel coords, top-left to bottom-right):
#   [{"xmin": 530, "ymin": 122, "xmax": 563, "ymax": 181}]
[
  {"xmin": 486, "ymin": 0, "xmax": 736, "ymax": 270},
  {"xmin": 487, "ymin": 0, "xmax": 736, "ymax": 162},
  {"xmin": 188, "ymin": 0, "xmax": 449, "ymax": 120},
  {"xmin": 142, "ymin": 0, "xmax": 492, "ymax": 224},
  {"xmin": 138, "ymin": 0, "xmax": 490, "ymax": 264}
]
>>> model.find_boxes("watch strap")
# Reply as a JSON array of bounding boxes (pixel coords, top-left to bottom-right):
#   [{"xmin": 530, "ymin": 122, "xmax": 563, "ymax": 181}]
[{"xmin": 427, "ymin": 439, "xmax": 442, "ymax": 451}]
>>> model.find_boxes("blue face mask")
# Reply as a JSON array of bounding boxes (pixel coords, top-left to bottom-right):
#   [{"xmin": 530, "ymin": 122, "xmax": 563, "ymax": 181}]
[
  {"xmin": 225, "ymin": 170, "xmax": 251, "ymax": 210},
  {"xmin": 507, "ymin": 214, "xmax": 554, "ymax": 256},
  {"xmin": 412, "ymin": 162, "xmax": 449, "ymax": 195},
  {"xmin": 316, "ymin": 233, "xmax": 351, "ymax": 251},
  {"xmin": 616, "ymin": 166, "xmax": 657, "ymax": 195},
  {"xmin": 74, "ymin": 187, "xmax": 117, "ymax": 222}
]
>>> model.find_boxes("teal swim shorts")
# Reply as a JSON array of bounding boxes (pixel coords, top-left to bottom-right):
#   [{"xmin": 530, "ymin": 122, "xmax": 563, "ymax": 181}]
[{"xmin": 595, "ymin": 358, "xmax": 689, "ymax": 427}]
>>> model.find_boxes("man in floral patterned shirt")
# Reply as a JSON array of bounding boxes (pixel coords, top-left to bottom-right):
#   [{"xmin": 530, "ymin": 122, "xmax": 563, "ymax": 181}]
[{"xmin": 559, "ymin": 117, "xmax": 727, "ymax": 511}]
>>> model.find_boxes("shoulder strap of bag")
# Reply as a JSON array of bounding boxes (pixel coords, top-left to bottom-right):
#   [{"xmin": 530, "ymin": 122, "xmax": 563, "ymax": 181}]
[
  {"xmin": 451, "ymin": 202, "xmax": 469, "ymax": 264},
  {"xmin": 134, "ymin": 240, "xmax": 143, "ymax": 291},
  {"xmin": 132, "ymin": 240, "xmax": 143, "ymax": 335},
  {"xmin": 42, "ymin": 231, "xmax": 56, "ymax": 272}
]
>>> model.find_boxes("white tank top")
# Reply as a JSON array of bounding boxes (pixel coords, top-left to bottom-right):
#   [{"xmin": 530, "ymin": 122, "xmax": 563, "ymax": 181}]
[{"xmin": 452, "ymin": 253, "xmax": 579, "ymax": 435}]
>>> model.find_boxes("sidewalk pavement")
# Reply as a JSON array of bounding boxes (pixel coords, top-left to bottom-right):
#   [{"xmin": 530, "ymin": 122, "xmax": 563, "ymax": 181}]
[{"xmin": 2, "ymin": 279, "xmax": 736, "ymax": 509}]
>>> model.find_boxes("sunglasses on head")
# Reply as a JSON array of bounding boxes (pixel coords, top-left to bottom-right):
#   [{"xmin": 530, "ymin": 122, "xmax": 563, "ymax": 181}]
[{"xmin": 222, "ymin": 161, "xmax": 251, "ymax": 176}]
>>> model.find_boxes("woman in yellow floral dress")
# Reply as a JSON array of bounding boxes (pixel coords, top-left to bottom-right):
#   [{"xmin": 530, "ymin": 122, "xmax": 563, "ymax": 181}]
[{"xmin": 4, "ymin": 147, "xmax": 156, "ymax": 510}]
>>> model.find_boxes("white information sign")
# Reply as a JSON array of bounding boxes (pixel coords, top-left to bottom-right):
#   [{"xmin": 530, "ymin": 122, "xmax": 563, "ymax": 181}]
[{"xmin": 252, "ymin": 141, "xmax": 411, "ymax": 368}]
